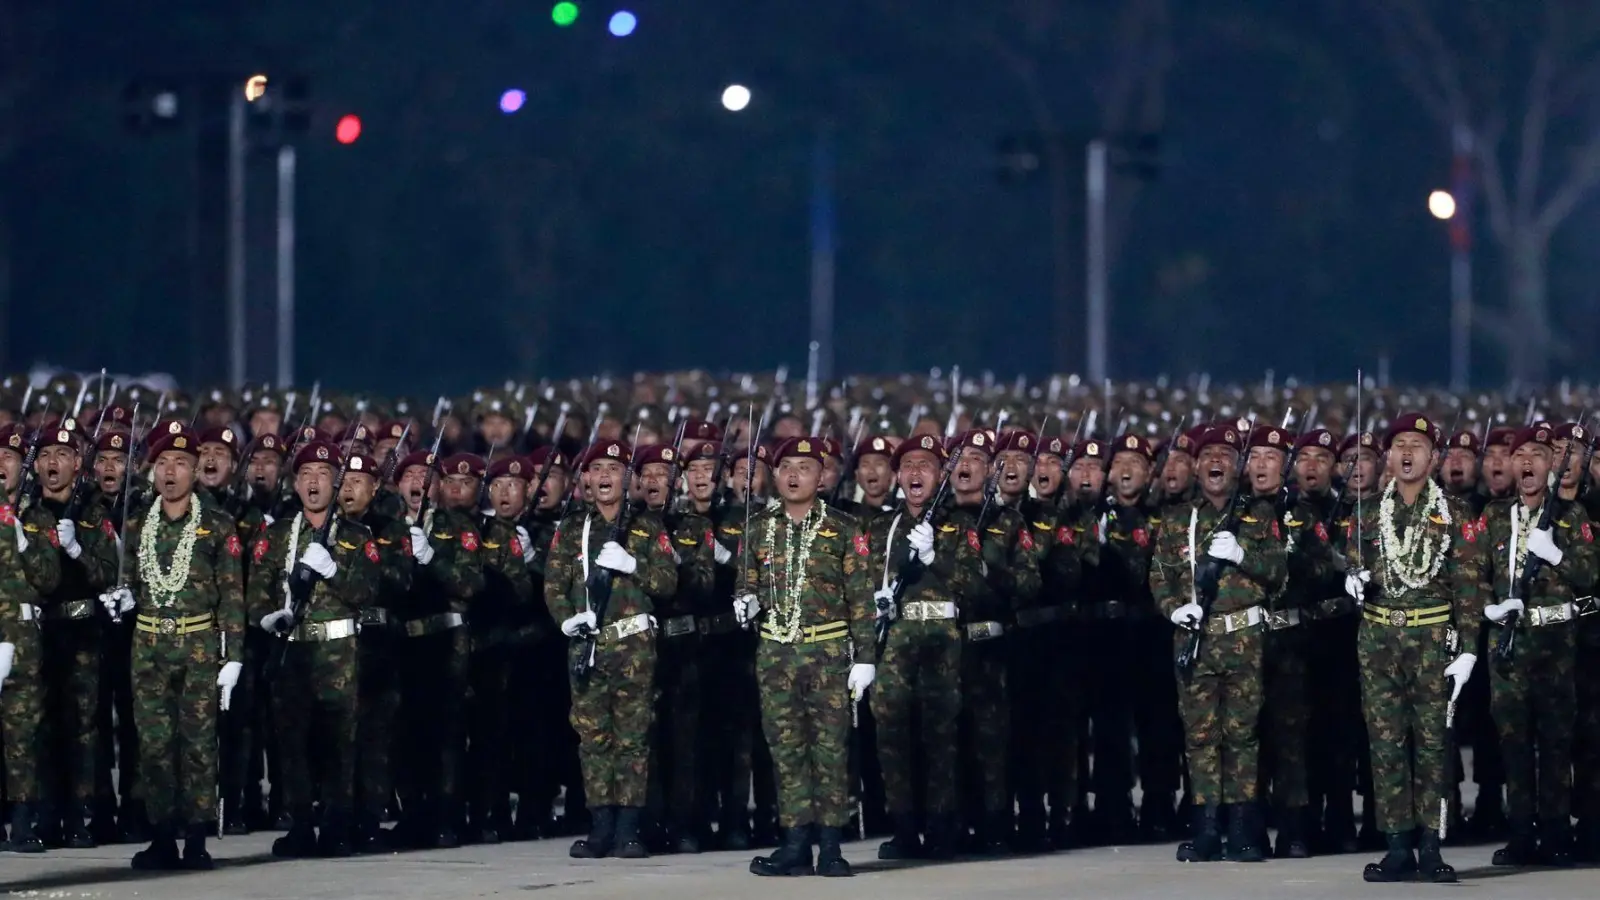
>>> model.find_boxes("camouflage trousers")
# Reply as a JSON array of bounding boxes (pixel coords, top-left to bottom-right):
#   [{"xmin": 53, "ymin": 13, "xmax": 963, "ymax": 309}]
[
  {"xmin": 1356, "ymin": 620, "xmax": 1453, "ymax": 834},
  {"xmin": 40, "ymin": 620, "xmax": 100, "ymax": 805},
  {"xmin": 1489, "ymin": 624, "xmax": 1576, "ymax": 825},
  {"xmin": 757, "ymin": 635, "xmax": 852, "ymax": 829},
  {"xmin": 1577, "ymin": 621, "xmax": 1600, "ymax": 818},
  {"xmin": 1008, "ymin": 623, "xmax": 1078, "ymax": 818},
  {"xmin": 1262, "ymin": 640, "xmax": 1310, "ymax": 810},
  {"xmin": 960, "ymin": 638, "xmax": 1009, "ymax": 814},
  {"xmin": 273, "ymin": 636, "xmax": 360, "ymax": 816},
  {"xmin": 356, "ymin": 632, "xmax": 401, "ymax": 819},
  {"xmin": 647, "ymin": 633, "xmax": 701, "ymax": 830},
  {"xmin": 1176, "ymin": 627, "xmax": 1263, "ymax": 805},
  {"xmin": 131, "ymin": 630, "xmax": 219, "ymax": 825},
  {"xmin": 568, "ymin": 631, "xmax": 655, "ymax": 807},
  {"xmin": 870, "ymin": 620, "xmax": 962, "ymax": 815},
  {"xmin": 1, "ymin": 631, "xmax": 43, "ymax": 802}
]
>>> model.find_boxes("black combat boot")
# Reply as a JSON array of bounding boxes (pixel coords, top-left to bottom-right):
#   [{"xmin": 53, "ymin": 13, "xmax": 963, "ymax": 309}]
[
  {"xmin": 1471, "ymin": 786, "xmax": 1508, "ymax": 840},
  {"xmin": 1539, "ymin": 821, "xmax": 1575, "ymax": 867},
  {"xmin": 673, "ymin": 817, "xmax": 702, "ymax": 854},
  {"xmin": 354, "ymin": 811, "xmax": 386, "ymax": 854},
  {"xmin": 1575, "ymin": 817, "xmax": 1600, "ymax": 864},
  {"xmin": 62, "ymin": 801, "xmax": 95, "ymax": 848},
  {"xmin": 1362, "ymin": 830, "xmax": 1417, "ymax": 882},
  {"xmin": 1416, "ymin": 827, "xmax": 1456, "ymax": 883},
  {"xmin": 1048, "ymin": 804, "xmax": 1074, "ymax": 850},
  {"xmin": 613, "ymin": 806, "xmax": 649, "ymax": 858},
  {"xmin": 877, "ymin": 812, "xmax": 922, "ymax": 860},
  {"xmin": 1321, "ymin": 794, "xmax": 1359, "ymax": 854},
  {"xmin": 816, "ymin": 825, "xmax": 853, "ymax": 877},
  {"xmin": 318, "ymin": 810, "xmax": 353, "ymax": 858},
  {"xmin": 720, "ymin": 808, "xmax": 751, "ymax": 851},
  {"xmin": 434, "ymin": 796, "xmax": 462, "ymax": 849},
  {"xmin": 119, "ymin": 799, "xmax": 152, "ymax": 844},
  {"xmin": 1140, "ymin": 792, "xmax": 1177, "ymax": 842},
  {"xmin": 90, "ymin": 796, "xmax": 120, "ymax": 846},
  {"xmin": 5, "ymin": 802, "xmax": 44, "ymax": 853},
  {"xmin": 1274, "ymin": 806, "xmax": 1311, "ymax": 859},
  {"xmin": 750, "ymin": 824, "xmax": 815, "ymax": 876},
  {"xmin": 181, "ymin": 821, "xmax": 214, "ymax": 870},
  {"xmin": 1492, "ymin": 819, "xmax": 1538, "ymax": 866},
  {"xmin": 272, "ymin": 820, "xmax": 319, "ymax": 858},
  {"xmin": 131, "ymin": 820, "xmax": 181, "ymax": 870},
  {"xmin": 921, "ymin": 813, "xmax": 958, "ymax": 860},
  {"xmin": 979, "ymin": 809, "xmax": 1012, "ymax": 855},
  {"xmin": 1014, "ymin": 799, "xmax": 1047, "ymax": 853},
  {"xmin": 1176, "ymin": 803, "xmax": 1223, "ymax": 862},
  {"xmin": 1225, "ymin": 803, "xmax": 1266, "ymax": 862},
  {"xmin": 569, "ymin": 806, "xmax": 615, "ymax": 858}
]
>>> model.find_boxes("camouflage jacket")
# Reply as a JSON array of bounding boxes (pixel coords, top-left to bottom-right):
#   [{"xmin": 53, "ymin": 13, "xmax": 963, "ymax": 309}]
[
  {"xmin": 0, "ymin": 500, "xmax": 64, "ymax": 643},
  {"xmin": 473, "ymin": 513, "xmax": 536, "ymax": 631},
  {"xmin": 397, "ymin": 505, "xmax": 486, "ymax": 618},
  {"xmin": 37, "ymin": 495, "xmax": 117, "ymax": 607},
  {"xmin": 658, "ymin": 508, "xmax": 717, "ymax": 619},
  {"xmin": 358, "ymin": 507, "xmax": 415, "ymax": 609},
  {"xmin": 245, "ymin": 512, "xmax": 379, "ymax": 626},
  {"xmin": 1342, "ymin": 486, "xmax": 1489, "ymax": 623},
  {"xmin": 708, "ymin": 500, "xmax": 751, "ymax": 608},
  {"xmin": 1480, "ymin": 496, "xmax": 1599, "ymax": 608},
  {"xmin": 1011, "ymin": 497, "xmax": 1077, "ymax": 607},
  {"xmin": 1275, "ymin": 491, "xmax": 1346, "ymax": 611},
  {"xmin": 126, "ymin": 495, "xmax": 247, "ymax": 660},
  {"xmin": 947, "ymin": 502, "xmax": 1040, "ymax": 622},
  {"xmin": 736, "ymin": 500, "xmax": 874, "ymax": 661},
  {"xmin": 545, "ymin": 504, "xmax": 677, "ymax": 626},
  {"xmin": 855, "ymin": 502, "xmax": 983, "ymax": 619},
  {"xmin": 1151, "ymin": 494, "xmax": 1288, "ymax": 619},
  {"xmin": 1099, "ymin": 497, "xmax": 1160, "ymax": 616}
]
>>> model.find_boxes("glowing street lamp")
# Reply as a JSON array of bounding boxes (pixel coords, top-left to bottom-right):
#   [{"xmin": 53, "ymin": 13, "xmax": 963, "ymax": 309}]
[{"xmin": 1428, "ymin": 189, "xmax": 1457, "ymax": 220}]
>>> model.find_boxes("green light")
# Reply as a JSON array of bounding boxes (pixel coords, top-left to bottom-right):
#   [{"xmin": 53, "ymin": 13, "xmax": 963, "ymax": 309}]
[{"xmin": 552, "ymin": 2, "xmax": 579, "ymax": 26}]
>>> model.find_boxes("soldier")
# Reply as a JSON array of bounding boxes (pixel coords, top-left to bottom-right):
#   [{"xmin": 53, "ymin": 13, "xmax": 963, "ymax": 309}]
[
  {"xmin": 248, "ymin": 440, "xmax": 380, "ymax": 857},
  {"xmin": 734, "ymin": 436, "xmax": 874, "ymax": 877},
  {"xmin": 849, "ymin": 436, "xmax": 896, "ymax": 517},
  {"xmin": 195, "ymin": 426, "xmax": 241, "ymax": 503},
  {"xmin": 1150, "ymin": 422, "xmax": 1286, "ymax": 864},
  {"xmin": 33, "ymin": 420, "xmax": 118, "ymax": 848},
  {"xmin": 1480, "ymin": 423, "xmax": 1596, "ymax": 866},
  {"xmin": 546, "ymin": 439, "xmax": 677, "ymax": 859},
  {"xmin": 1341, "ymin": 413, "xmax": 1488, "ymax": 883},
  {"xmin": 118, "ymin": 421, "xmax": 247, "ymax": 870},
  {"xmin": 0, "ymin": 422, "xmax": 65, "ymax": 853}
]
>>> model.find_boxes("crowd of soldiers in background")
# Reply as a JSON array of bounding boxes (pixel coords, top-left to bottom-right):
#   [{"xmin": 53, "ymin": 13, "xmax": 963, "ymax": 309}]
[{"xmin": 0, "ymin": 367, "xmax": 1598, "ymax": 880}]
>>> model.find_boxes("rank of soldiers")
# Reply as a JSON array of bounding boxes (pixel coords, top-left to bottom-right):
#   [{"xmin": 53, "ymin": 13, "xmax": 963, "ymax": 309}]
[{"xmin": 2, "ymin": 371, "xmax": 1600, "ymax": 886}]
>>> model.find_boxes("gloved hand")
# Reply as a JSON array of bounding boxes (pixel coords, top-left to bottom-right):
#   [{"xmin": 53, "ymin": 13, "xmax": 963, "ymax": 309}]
[
  {"xmin": 14, "ymin": 521, "xmax": 27, "ymax": 554},
  {"xmin": 263, "ymin": 513, "xmax": 276, "ymax": 527},
  {"xmin": 0, "ymin": 641, "xmax": 14, "ymax": 686},
  {"xmin": 216, "ymin": 661, "xmax": 243, "ymax": 711},
  {"xmin": 847, "ymin": 663, "xmax": 876, "ymax": 702},
  {"xmin": 596, "ymin": 540, "xmax": 638, "ymax": 575},
  {"xmin": 873, "ymin": 587, "xmax": 897, "ymax": 621},
  {"xmin": 1207, "ymin": 531, "xmax": 1243, "ymax": 565},
  {"xmin": 516, "ymin": 526, "xmax": 536, "ymax": 564},
  {"xmin": 57, "ymin": 519, "xmax": 82, "ymax": 560},
  {"xmin": 733, "ymin": 593, "xmax": 760, "ymax": 625},
  {"xmin": 1098, "ymin": 512, "xmax": 1109, "ymax": 545},
  {"xmin": 409, "ymin": 526, "xmax": 435, "ymax": 565},
  {"xmin": 1527, "ymin": 527, "xmax": 1563, "ymax": 566},
  {"xmin": 99, "ymin": 587, "xmax": 135, "ymax": 616},
  {"xmin": 713, "ymin": 540, "xmax": 733, "ymax": 565},
  {"xmin": 907, "ymin": 521, "xmax": 936, "ymax": 566},
  {"xmin": 1445, "ymin": 652, "xmax": 1477, "ymax": 703},
  {"xmin": 260, "ymin": 609, "xmax": 296, "ymax": 634},
  {"xmin": 299, "ymin": 542, "xmax": 337, "ymax": 580},
  {"xmin": 1485, "ymin": 597, "xmax": 1525, "ymax": 623},
  {"xmin": 1344, "ymin": 568, "xmax": 1371, "ymax": 604},
  {"xmin": 561, "ymin": 610, "xmax": 597, "ymax": 638},
  {"xmin": 1171, "ymin": 601, "xmax": 1204, "ymax": 630}
]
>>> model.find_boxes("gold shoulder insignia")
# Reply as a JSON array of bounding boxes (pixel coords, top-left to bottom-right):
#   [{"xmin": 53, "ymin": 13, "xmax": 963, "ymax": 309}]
[
  {"xmin": 720, "ymin": 525, "xmax": 742, "ymax": 535},
  {"xmin": 985, "ymin": 527, "xmax": 1006, "ymax": 535},
  {"xmin": 433, "ymin": 531, "xmax": 454, "ymax": 540},
  {"xmin": 818, "ymin": 529, "xmax": 838, "ymax": 538},
  {"xmin": 1240, "ymin": 516, "xmax": 1258, "ymax": 524},
  {"xmin": 1428, "ymin": 515, "xmax": 1447, "ymax": 525},
  {"xmin": 938, "ymin": 524, "xmax": 958, "ymax": 533},
  {"xmin": 484, "ymin": 541, "xmax": 502, "ymax": 549},
  {"xmin": 630, "ymin": 528, "xmax": 651, "ymax": 538},
  {"xmin": 1285, "ymin": 517, "xmax": 1304, "ymax": 528},
  {"xmin": 1032, "ymin": 521, "xmax": 1051, "ymax": 530},
  {"xmin": 377, "ymin": 538, "xmax": 392, "ymax": 545},
  {"xmin": 677, "ymin": 536, "xmax": 698, "ymax": 545},
  {"xmin": 1557, "ymin": 519, "xmax": 1572, "ymax": 528},
  {"xmin": 195, "ymin": 527, "xmax": 212, "ymax": 536},
  {"xmin": 22, "ymin": 523, "xmax": 39, "ymax": 533},
  {"xmin": 337, "ymin": 540, "xmax": 358, "ymax": 551}
]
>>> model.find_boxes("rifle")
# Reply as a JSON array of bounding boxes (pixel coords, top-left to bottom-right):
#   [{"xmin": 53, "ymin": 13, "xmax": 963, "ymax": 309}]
[
  {"xmin": 269, "ymin": 449, "xmax": 355, "ymax": 671},
  {"xmin": 663, "ymin": 417, "xmax": 689, "ymax": 514},
  {"xmin": 410, "ymin": 429, "xmax": 449, "ymax": 528},
  {"xmin": 1176, "ymin": 416, "xmax": 1259, "ymax": 681},
  {"xmin": 1051, "ymin": 413, "xmax": 1089, "ymax": 511},
  {"xmin": 826, "ymin": 417, "xmax": 868, "ymax": 506},
  {"xmin": 12, "ymin": 398, "xmax": 54, "ymax": 511},
  {"xmin": 705, "ymin": 409, "xmax": 741, "ymax": 514},
  {"xmin": 109, "ymin": 406, "xmax": 145, "ymax": 625},
  {"xmin": 875, "ymin": 444, "xmax": 962, "ymax": 650},
  {"xmin": 571, "ymin": 423, "xmax": 643, "ymax": 680},
  {"xmin": 738, "ymin": 408, "xmax": 760, "ymax": 632},
  {"xmin": 61, "ymin": 413, "xmax": 109, "ymax": 523},
  {"xmin": 475, "ymin": 438, "xmax": 502, "ymax": 517},
  {"xmin": 517, "ymin": 405, "xmax": 568, "ymax": 531},
  {"xmin": 1495, "ymin": 415, "xmax": 1584, "ymax": 666}
]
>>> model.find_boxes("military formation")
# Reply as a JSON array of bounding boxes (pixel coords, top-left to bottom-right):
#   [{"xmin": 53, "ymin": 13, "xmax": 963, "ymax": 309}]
[{"xmin": 2, "ymin": 369, "xmax": 1600, "ymax": 884}]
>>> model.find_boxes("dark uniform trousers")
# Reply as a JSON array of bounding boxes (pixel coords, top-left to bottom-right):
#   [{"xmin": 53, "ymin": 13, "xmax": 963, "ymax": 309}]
[
  {"xmin": 398, "ymin": 625, "xmax": 470, "ymax": 827},
  {"xmin": 356, "ymin": 625, "xmax": 401, "ymax": 823},
  {"xmin": 647, "ymin": 628, "xmax": 701, "ymax": 834},
  {"xmin": 959, "ymin": 635, "xmax": 1010, "ymax": 817},
  {"xmin": 1009, "ymin": 617, "xmax": 1077, "ymax": 827},
  {"xmin": 40, "ymin": 615, "xmax": 102, "ymax": 815},
  {"xmin": 466, "ymin": 642, "xmax": 512, "ymax": 827},
  {"xmin": 699, "ymin": 627, "xmax": 761, "ymax": 834},
  {"xmin": 273, "ymin": 636, "xmax": 360, "ymax": 818}
]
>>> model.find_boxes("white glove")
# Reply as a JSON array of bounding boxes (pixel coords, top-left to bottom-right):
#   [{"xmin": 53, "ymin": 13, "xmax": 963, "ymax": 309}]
[
  {"xmin": 596, "ymin": 540, "xmax": 637, "ymax": 575},
  {"xmin": 713, "ymin": 540, "xmax": 733, "ymax": 565},
  {"xmin": 0, "ymin": 641, "xmax": 14, "ymax": 685},
  {"xmin": 216, "ymin": 661, "xmax": 243, "ymax": 711},
  {"xmin": 733, "ymin": 593, "xmax": 760, "ymax": 625},
  {"xmin": 848, "ymin": 663, "xmax": 876, "ymax": 702},
  {"xmin": 1445, "ymin": 652, "xmax": 1477, "ymax": 702},
  {"xmin": 263, "ymin": 513, "xmax": 276, "ymax": 527},
  {"xmin": 1098, "ymin": 513, "xmax": 1109, "ymax": 545},
  {"xmin": 516, "ymin": 526, "xmax": 536, "ymax": 564},
  {"xmin": 1485, "ymin": 597, "xmax": 1525, "ymax": 623},
  {"xmin": 260, "ymin": 609, "xmax": 296, "ymax": 634},
  {"xmin": 1526, "ymin": 528, "xmax": 1563, "ymax": 566},
  {"xmin": 873, "ymin": 586, "xmax": 897, "ymax": 621},
  {"xmin": 1207, "ymin": 531, "xmax": 1243, "ymax": 565},
  {"xmin": 57, "ymin": 520, "xmax": 82, "ymax": 560},
  {"xmin": 1344, "ymin": 569, "xmax": 1371, "ymax": 603},
  {"xmin": 908, "ymin": 521, "xmax": 936, "ymax": 566},
  {"xmin": 99, "ymin": 587, "xmax": 135, "ymax": 615},
  {"xmin": 561, "ymin": 610, "xmax": 597, "ymax": 637},
  {"xmin": 409, "ymin": 526, "xmax": 435, "ymax": 566},
  {"xmin": 1171, "ymin": 601, "xmax": 1204, "ymax": 630},
  {"xmin": 14, "ymin": 521, "xmax": 27, "ymax": 554},
  {"xmin": 299, "ymin": 542, "xmax": 337, "ymax": 580}
]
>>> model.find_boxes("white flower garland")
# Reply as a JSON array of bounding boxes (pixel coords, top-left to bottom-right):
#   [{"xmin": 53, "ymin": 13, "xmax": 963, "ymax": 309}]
[
  {"xmin": 1376, "ymin": 478, "xmax": 1451, "ymax": 594},
  {"xmin": 761, "ymin": 498, "xmax": 828, "ymax": 643},
  {"xmin": 139, "ymin": 497, "xmax": 202, "ymax": 608}
]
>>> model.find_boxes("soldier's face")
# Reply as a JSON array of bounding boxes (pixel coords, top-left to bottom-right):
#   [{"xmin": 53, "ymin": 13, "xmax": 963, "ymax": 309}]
[
  {"xmin": 856, "ymin": 454, "xmax": 893, "ymax": 500},
  {"xmin": 1553, "ymin": 438, "xmax": 1584, "ymax": 488},
  {"xmin": 774, "ymin": 457, "xmax": 822, "ymax": 504},
  {"xmin": 1109, "ymin": 451, "xmax": 1151, "ymax": 499},
  {"xmin": 954, "ymin": 448, "xmax": 990, "ymax": 495},
  {"xmin": 587, "ymin": 459, "xmax": 629, "ymax": 506},
  {"xmin": 398, "ymin": 465, "xmax": 433, "ymax": 511},
  {"xmin": 341, "ymin": 472, "xmax": 376, "ymax": 516},
  {"xmin": 94, "ymin": 449, "xmax": 128, "ymax": 493},
  {"xmin": 250, "ymin": 409, "xmax": 283, "ymax": 439},
  {"xmin": 1387, "ymin": 433, "xmax": 1434, "ymax": 485},
  {"xmin": 153, "ymin": 451, "xmax": 197, "ymax": 503},
  {"xmin": 1441, "ymin": 447, "xmax": 1477, "ymax": 491},
  {"xmin": 1484, "ymin": 445, "xmax": 1513, "ymax": 495},
  {"xmin": 531, "ymin": 466, "xmax": 569, "ymax": 511},
  {"xmin": 638, "ymin": 462, "xmax": 671, "ymax": 509},
  {"xmin": 247, "ymin": 449, "xmax": 281, "ymax": 487},
  {"xmin": 0, "ymin": 449, "xmax": 21, "ymax": 495},
  {"xmin": 730, "ymin": 458, "xmax": 768, "ymax": 501},
  {"xmin": 1196, "ymin": 446, "xmax": 1237, "ymax": 498},
  {"xmin": 1068, "ymin": 456, "xmax": 1105, "ymax": 501},
  {"xmin": 1033, "ymin": 454, "xmax": 1064, "ymax": 497},
  {"xmin": 37, "ymin": 445, "xmax": 80, "ymax": 494},
  {"xmin": 685, "ymin": 459, "xmax": 717, "ymax": 503},
  {"xmin": 896, "ymin": 451, "xmax": 940, "ymax": 507},
  {"xmin": 1512, "ymin": 443, "xmax": 1553, "ymax": 499},
  {"xmin": 489, "ymin": 475, "xmax": 527, "ymax": 518},
  {"xmin": 198, "ymin": 442, "xmax": 234, "ymax": 488},
  {"xmin": 480, "ymin": 413, "xmax": 515, "ymax": 448},
  {"xmin": 441, "ymin": 474, "xmax": 477, "ymax": 510},
  {"xmin": 1342, "ymin": 448, "xmax": 1378, "ymax": 492},
  {"xmin": 296, "ymin": 462, "xmax": 336, "ymax": 514},
  {"xmin": 635, "ymin": 426, "xmax": 662, "ymax": 446},
  {"xmin": 1161, "ymin": 451, "xmax": 1194, "ymax": 496},
  {"xmin": 1246, "ymin": 447, "xmax": 1284, "ymax": 495},
  {"xmin": 996, "ymin": 450, "xmax": 1031, "ymax": 498},
  {"xmin": 821, "ymin": 454, "xmax": 842, "ymax": 492},
  {"xmin": 1295, "ymin": 447, "xmax": 1335, "ymax": 493}
]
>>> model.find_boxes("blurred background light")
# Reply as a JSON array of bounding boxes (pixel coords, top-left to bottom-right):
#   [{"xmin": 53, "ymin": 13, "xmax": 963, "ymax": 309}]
[
  {"xmin": 499, "ymin": 89, "xmax": 526, "ymax": 114},
  {"xmin": 552, "ymin": 2, "xmax": 579, "ymax": 27},
  {"xmin": 609, "ymin": 11, "xmax": 636, "ymax": 37},
  {"xmin": 721, "ymin": 84, "xmax": 751, "ymax": 111}
]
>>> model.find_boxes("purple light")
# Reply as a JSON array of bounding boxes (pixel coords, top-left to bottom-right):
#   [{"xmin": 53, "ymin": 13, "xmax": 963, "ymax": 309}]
[{"xmin": 499, "ymin": 89, "xmax": 526, "ymax": 114}]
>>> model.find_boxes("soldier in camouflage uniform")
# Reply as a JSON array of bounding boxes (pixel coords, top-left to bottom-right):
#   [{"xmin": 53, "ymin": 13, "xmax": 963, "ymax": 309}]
[
  {"xmin": 1578, "ymin": 444, "xmax": 1600, "ymax": 861},
  {"xmin": 247, "ymin": 440, "xmax": 380, "ymax": 857},
  {"xmin": 1150, "ymin": 422, "xmax": 1286, "ymax": 864},
  {"xmin": 735, "ymin": 436, "xmax": 874, "ymax": 877},
  {"xmin": 1479, "ymin": 423, "xmax": 1597, "ymax": 866},
  {"xmin": 120, "ymin": 421, "xmax": 247, "ymax": 870},
  {"xmin": 546, "ymin": 438, "xmax": 677, "ymax": 859},
  {"xmin": 1341, "ymin": 413, "xmax": 1487, "ymax": 883},
  {"xmin": 0, "ymin": 421, "xmax": 66, "ymax": 852}
]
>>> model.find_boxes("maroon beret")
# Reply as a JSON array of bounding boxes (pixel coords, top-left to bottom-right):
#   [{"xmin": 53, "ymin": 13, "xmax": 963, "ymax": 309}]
[
  {"xmin": 378, "ymin": 420, "xmax": 409, "ymax": 442},
  {"xmin": 487, "ymin": 455, "xmax": 533, "ymax": 482},
  {"xmin": 682, "ymin": 418, "xmax": 722, "ymax": 441},
  {"xmin": 1039, "ymin": 434, "xmax": 1067, "ymax": 457},
  {"xmin": 1294, "ymin": 429, "xmax": 1336, "ymax": 453},
  {"xmin": 1073, "ymin": 438, "xmax": 1108, "ymax": 462},
  {"xmin": 1553, "ymin": 422, "xmax": 1589, "ymax": 445},
  {"xmin": 1486, "ymin": 426, "xmax": 1517, "ymax": 449},
  {"xmin": 94, "ymin": 406, "xmax": 134, "ymax": 431},
  {"xmin": 772, "ymin": 436, "xmax": 825, "ymax": 466},
  {"xmin": 147, "ymin": 420, "xmax": 200, "ymax": 461},
  {"xmin": 581, "ymin": 440, "xmax": 632, "ymax": 469},
  {"xmin": 0, "ymin": 422, "xmax": 27, "ymax": 454},
  {"xmin": 341, "ymin": 422, "xmax": 373, "ymax": 445},
  {"xmin": 1112, "ymin": 433, "xmax": 1155, "ymax": 461},
  {"xmin": 96, "ymin": 430, "xmax": 132, "ymax": 455},
  {"xmin": 1247, "ymin": 426, "xmax": 1292, "ymax": 453},
  {"xmin": 292, "ymin": 440, "xmax": 341, "ymax": 472},
  {"xmin": 1338, "ymin": 432, "xmax": 1376, "ymax": 457},
  {"xmin": 344, "ymin": 452, "xmax": 380, "ymax": 476},
  {"xmin": 954, "ymin": 429, "xmax": 996, "ymax": 456},
  {"xmin": 247, "ymin": 432, "xmax": 288, "ymax": 457},
  {"xmin": 683, "ymin": 441, "xmax": 719, "ymax": 462},
  {"xmin": 1510, "ymin": 424, "xmax": 1554, "ymax": 453},
  {"xmin": 893, "ymin": 432, "xmax": 948, "ymax": 469},
  {"xmin": 854, "ymin": 435, "xmax": 894, "ymax": 460},
  {"xmin": 292, "ymin": 425, "xmax": 333, "ymax": 447},
  {"xmin": 394, "ymin": 449, "xmax": 437, "ymax": 481},
  {"xmin": 36, "ymin": 418, "xmax": 80, "ymax": 450},
  {"xmin": 1194, "ymin": 425, "xmax": 1241, "ymax": 454},
  {"xmin": 820, "ymin": 436, "xmax": 842, "ymax": 459},
  {"xmin": 1383, "ymin": 412, "xmax": 1436, "ymax": 449},
  {"xmin": 438, "ymin": 452, "xmax": 486, "ymax": 478},
  {"xmin": 527, "ymin": 445, "xmax": 569, "ymax": 470},
  {"xmin": 198, "ymin": 425, "xmax": 240, "ymax": 454},
  {"xmin": 632, "ymin": 443, "xmax": 679, "ymax": 471},
  {"xmin": 994, "ymin": 430, "xmax": 1038, "ymax": 455},
  {"xmin": 1445, "ymin": 431, "xmax": 1479, "ymax": 452}
]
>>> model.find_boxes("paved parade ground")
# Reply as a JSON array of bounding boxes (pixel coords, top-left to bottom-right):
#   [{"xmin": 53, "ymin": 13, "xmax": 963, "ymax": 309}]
[{"xmin": 2, "ymin": 833, "xmax": 1596, "ymax": 900}]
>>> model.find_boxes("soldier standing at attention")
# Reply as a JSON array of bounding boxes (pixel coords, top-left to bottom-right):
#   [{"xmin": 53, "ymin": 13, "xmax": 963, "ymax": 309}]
[{"xmin": 735, "ymin": 436, "xmax": 875, "ymax": 878}]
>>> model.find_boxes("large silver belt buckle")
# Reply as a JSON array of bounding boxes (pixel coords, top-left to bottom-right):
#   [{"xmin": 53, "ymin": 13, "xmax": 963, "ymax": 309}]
[
  {"xmin": 158, "ymin": 617, "xmax": 178, "ymax": 635},
  {"xmin": 1388, "ymin": 609, "xmax": 1408, "ymax": 627}
]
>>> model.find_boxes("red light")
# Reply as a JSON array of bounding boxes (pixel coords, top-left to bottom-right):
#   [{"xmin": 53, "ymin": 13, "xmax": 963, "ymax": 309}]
[{"xmin": 335, "ymin": 114, "xmax": 362, "ymax": 144}]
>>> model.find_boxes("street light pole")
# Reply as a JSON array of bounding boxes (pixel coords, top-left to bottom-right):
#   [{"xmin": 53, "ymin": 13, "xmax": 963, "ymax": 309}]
[
  {"xmin": 808, "ymin": 124, "xmax": 835, "ymax": 386},
  {"xmin": 226, "ymin": 92, "xmax": 247, "ymax": 388},
  {"xmin": 276, "ymin": 145, "xmax": 296, "ymax": 388},
  {"xmin": 1085, "ymin": 139, "xmax": 1109, "ymax": 384},
  {"xmin": 1448, "ymin": 126, "xmax": 1474, "ymax": 392}
]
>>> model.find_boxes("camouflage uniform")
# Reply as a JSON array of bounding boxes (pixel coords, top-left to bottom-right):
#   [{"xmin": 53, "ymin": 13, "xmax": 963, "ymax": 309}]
[
  {"xmin": 697, "ymin": 501, "xmax": 762, "ymax": 846},
  {"xmin": 1, "ymin": 501, "xmax": 65, "ymax": 842},
  {"xmin": 354, "ymin": 508, "xmax": 413, "ymax": 846},
  {"xmin": 646, "ymin": 508, "xmax": 715, "ymax": 847},
  {"xmin": 466, "ymin": 512, "xmax": 535, "ymax": 838}
]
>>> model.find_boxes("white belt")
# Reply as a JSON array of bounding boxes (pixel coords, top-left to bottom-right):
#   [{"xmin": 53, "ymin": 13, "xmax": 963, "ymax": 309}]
[
  {"xmin": 603, "ymin": 612, "xmax": 654, "ymax": 642},
  {"xmin": 20, "ymin": 603, "xmax": 40, "ymax": 622},
  {"xmin": 965, "ymin": 621, "xmax": 1005, "ymax": 641},
  {"xmin": 1526, "ymin": 602, "xmax": 1575, "ymax": 628},
  {"xmin": 1203, "ymin": 605, "xmax": 1266, "ymax": 635},
  {"xmin": 661, "ymin": 614, "xmax": 697, "ymax": 638},
  {"xmin": 1266, "ymin": 608, "xmax": 1304, "ymax": 631},
  {"xmin": 289, "ymin": 618, "xmax": 359, "ymax": 642},
  {"xmin": 902, "ymin": 601, "xmax": 958, "ymax": 622}
]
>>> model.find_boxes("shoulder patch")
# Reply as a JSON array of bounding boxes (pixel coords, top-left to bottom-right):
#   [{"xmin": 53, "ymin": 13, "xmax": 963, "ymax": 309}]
[
  {"xmin": 1018, "ymin": 528, "xmax": 1035, "ymax": 551},
  {"xmin": 657, "ymin": 531, "xmax": 672, "ymax": 554},
  {"xmin": 252, "ymin": 537, "xmax": 269, "ymax": 563},
  {"xmin": 854, "ymin": 534, "xmax": 870, "ymax": 556},
  {"xmin": 225, "ymin": 534, "xmax": 242, "ymax": 558},
  {"xmin": 1056, "ymin": 525, "xmax": 1075, "ymax": 545},
  {"xmin": 1583, "ymin": 522, "xmax": 1594, "ymax": 543},
  {"xmin": 365, "ymin": 540, "xmax": 380, "ymax": 563},
  {"xmin": 966, "ymin": 529, "xmax": 981, "ymax": 551}
]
